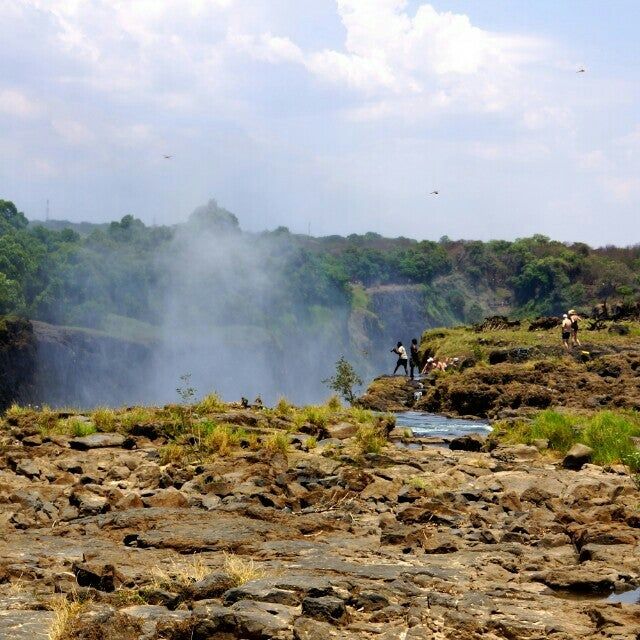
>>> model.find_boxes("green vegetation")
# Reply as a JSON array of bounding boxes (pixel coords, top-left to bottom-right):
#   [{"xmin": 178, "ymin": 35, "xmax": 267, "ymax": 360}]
[
  {"xmin": 355, "ymin": 423, "xmax": 387, "ymax": 455},
  {"xmin": 323, "ymin": 356, "xmax": 363, "ymax": 405},
  {"xmin": 496, "ymin": 409, "xmax": 640, "ymax": 470},
  {"xmin": 2, "ymin": 197, "xmax": 640, "ymax": 338}
]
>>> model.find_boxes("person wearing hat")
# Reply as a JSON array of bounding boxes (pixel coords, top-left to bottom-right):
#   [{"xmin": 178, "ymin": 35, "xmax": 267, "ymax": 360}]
[
  {"xmin": 568, "ymin": 309, "xmax": 582, "ymax": 346},
  {"xmin": 561, "ymin": 313, "xmax": 572, "ymax": 350},
  {"xmin": 421, "ymin": 356, "xmax": 435, "ymax": 374}
]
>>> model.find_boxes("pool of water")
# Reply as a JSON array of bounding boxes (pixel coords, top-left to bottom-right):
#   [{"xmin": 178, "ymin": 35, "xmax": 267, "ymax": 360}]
[
  {"xmin": 605, "ymin": 587, "xmax": 640, "ymax": 604},
  {"xmin": 395, "ymin": 411, "xmax": 491, "ymax": 439}
]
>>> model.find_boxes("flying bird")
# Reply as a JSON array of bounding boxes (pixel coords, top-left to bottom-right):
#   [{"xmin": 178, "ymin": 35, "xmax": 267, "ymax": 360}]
[
  {"xmin": 430, "ymin": 190, "xmax": 439, "ymax": 195},
  {"xmin": 163, "ymin": 154, "xmax": 173, "ymax": 159},
  {"xmin": 577, "ymin": 68, "xmax": 586, "ymax": 73}
]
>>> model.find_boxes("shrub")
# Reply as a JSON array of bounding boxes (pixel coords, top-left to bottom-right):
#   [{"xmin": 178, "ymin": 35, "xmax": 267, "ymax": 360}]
[
  {"xmin": 294, "ymin": 405, "xmax": 330, "ymax": 429},
  {"xmin": 203, "ymin": 423, "xmax": 244, "ymax": 455},
  {"xmin": 197, "ymin": 393, "xmax": 224, "ymax": 414},
  {"xmin": 355, "ymin": 424, "xmax": 386, "ymax": 455},
  {"xmin": 159, "ymin": 443, "xmax": 187, "ymax": 465},
  {"xmin": 92, "ymin": 407, "xmax": 116, "ymax": 432},
  {"xmin": 263, "ymin": 432, "xmax": 290, "ymax": 455},
  {"xmin": 275, "ymin": 397, "xmax": 295, "ymax": 417},
  {"xmin": 68, "ymin": 419, "xmax": 96, "ymax": 437},
  {"xmin": 37, "ymin": 406, "xmax": 59, "ymax": 433},
  {"xmin": 326, "ymin": 395, "xmax": 342, "ymax": 412}
]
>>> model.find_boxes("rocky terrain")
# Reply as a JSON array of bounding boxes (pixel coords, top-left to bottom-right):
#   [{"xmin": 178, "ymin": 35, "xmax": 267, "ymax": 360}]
[
  {"xmin": 359, "ymin": 319, "xmax": 640, "ymax": 419},
  {"xmin": 0, "ymin": 402, "xmax": 638, "ymax": 639}
]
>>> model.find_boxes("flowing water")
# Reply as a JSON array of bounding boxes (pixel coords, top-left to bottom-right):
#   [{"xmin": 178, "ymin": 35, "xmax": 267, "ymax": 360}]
[{"xmin": 394, "ymin": 411, "xmax": 491, "ymax": 438}]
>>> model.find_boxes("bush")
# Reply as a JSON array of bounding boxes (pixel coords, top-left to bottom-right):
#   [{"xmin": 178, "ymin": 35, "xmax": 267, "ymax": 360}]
[
  {"xmin": 68, "ymin": 419, "xmax": 96, "ymax": 437},
  {"xmin": 263, "ymin": 432, "xmax": 290, "ymax": 455},
  {"xmin": 203, "ymin": 423, "xmax": 245, "ymax": 455},
  {"xmin": 92, "ymin": 407, "xmax": 116, "ymax": 432},
  {"xmin": 197, "ymin": 393, "xmax": 224, "ymax": 414},
  {"xmin": 275, "ymin": 397, "xmax": 295, "ymax": 417},
  {"xmin": 355, "ymin": 424, "xmax": 386, "ymax": 455}
]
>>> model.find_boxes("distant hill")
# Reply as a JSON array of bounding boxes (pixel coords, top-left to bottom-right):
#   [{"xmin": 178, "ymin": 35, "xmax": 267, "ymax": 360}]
[{"xmin": 28, "ymin": 218, "xmax": 110, "ymax": 236}]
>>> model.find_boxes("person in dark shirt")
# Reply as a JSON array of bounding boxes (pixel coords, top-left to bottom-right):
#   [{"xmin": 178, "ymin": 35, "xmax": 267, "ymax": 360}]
[{"xmin": 409, "ymin": 338, "xmax": 420, "ymax": 379}]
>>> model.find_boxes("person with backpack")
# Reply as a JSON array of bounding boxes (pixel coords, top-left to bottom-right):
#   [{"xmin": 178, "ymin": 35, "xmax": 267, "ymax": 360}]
[{"xmin": 409, "ymin": 338, "xmax": 420, "ymax": 379}]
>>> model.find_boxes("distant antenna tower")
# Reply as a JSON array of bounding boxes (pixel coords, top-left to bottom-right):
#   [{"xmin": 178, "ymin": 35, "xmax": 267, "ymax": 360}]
[
  {"xmin": 46, "ymin": 199, "xmax": 50, "ymax": 221},
  {"xmin": 307, "ymin": 221, "xmax": 311, "ymax": 236}
]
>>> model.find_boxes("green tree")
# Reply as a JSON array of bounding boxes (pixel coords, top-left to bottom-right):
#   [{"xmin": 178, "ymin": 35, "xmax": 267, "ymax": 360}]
[{"xmin": 323, "ymin": 357, "xmax": 363, "ymax": 405}]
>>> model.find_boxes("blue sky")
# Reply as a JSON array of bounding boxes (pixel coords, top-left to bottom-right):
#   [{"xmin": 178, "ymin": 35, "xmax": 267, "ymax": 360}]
[{"xmin": 1, "ymin": 0, "xmax": 638, "ymax": 245}]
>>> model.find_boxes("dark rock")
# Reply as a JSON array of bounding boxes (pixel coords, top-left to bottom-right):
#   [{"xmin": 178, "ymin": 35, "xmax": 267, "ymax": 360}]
[
  {"xmin": 449, "ymin": 434, "xmax": 484, "ymax": 452},
  {"xmin": 351, "ymin": 591, "xmax": 389, "ymax": 612},
  {"xmin": 301, "ymin": 596, "xmax": 348, "ymax": 624},
  {"xmin": 563, "ymin": 444, "xmax": 593, "ymax": 470},
  {"xmin": 73, "ymin": 562, "xmax": 121, "ymax": 592},
  {"xmin": 189, "ymin": 572, "xmax": 235, "ymax": 600}
]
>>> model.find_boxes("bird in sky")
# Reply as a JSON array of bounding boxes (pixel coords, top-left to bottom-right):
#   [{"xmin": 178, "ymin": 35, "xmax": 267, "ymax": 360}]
[
  {"xmin": 163, "ymin": 154, "xmax": 173, "ymax": 159},
  {"xmin": 430, "ymin": 190, "xmax": 439, "ymax": 195},
  {"xmin": 577, "ymin": 67, "xmax": 586, "ymax": 73}
]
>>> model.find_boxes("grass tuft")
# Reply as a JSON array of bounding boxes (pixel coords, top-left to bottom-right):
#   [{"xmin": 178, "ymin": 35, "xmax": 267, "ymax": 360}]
[
  {"xmin": 223, "ymin": 553, "xmax": 266, "ymax": 586},
  {"xmin": 92, "ymin": 407, "xmax": 116, "ymax": 432},
  {"xmin": 498, "ymin": 409, "xmax": 640, "ymax": 466},
  {"xmin": 47, "ymin": 596, "xmax": 83, "ymax": 640},
  {"xmin": 355, "ymin": 423, "xmax": 387, "ymax": 455},
  {"xmin": 263, "ymin": 431, "xmax": 290, "ymax": 456}
]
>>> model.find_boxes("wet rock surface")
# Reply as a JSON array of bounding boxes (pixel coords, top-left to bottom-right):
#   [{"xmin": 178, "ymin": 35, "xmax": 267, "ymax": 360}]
[{"xmin": 0, "ymin": 413, "xmax": 638, "ymax": 639}]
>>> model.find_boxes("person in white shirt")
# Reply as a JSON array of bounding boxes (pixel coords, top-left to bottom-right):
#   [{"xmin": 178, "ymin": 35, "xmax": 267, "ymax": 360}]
[{"xmin": 391, "ymin": 341, "xmax": 409, "ymax": 376}]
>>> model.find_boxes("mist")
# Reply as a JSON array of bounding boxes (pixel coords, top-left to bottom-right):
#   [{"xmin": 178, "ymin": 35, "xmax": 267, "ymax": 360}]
[{"xmin": 149, "ymin": 201, "xmax": 359, "ymax": 405}]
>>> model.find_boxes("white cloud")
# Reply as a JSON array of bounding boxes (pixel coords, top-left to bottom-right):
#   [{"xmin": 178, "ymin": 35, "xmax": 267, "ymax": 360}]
[
  {"xmin": 52, "ymin": 119, "xmax": 95, "ymax": 145},
  {"xmin": 227, "ymin": 31, "xmax": 303, "ymax": 64},
  {"xmin": 0, "ymin": 88, "xmax": 41, "ymax": 119}
]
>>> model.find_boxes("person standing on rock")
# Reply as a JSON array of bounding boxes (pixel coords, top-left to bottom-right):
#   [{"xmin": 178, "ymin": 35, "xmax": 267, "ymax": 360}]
[
  {"xmin": 391, "ymin": 341, "xmax": 409, "ymax": 376},
  {"xmin": 409, "ymin": 338, "xmax": 420, "ymax": 379},
  {"xmin": 568, "ymin": 309, "xmax": 582, "ymax": 347},
  {"xmin": 561, "ymin": 314, "xmax": 572, "ymax": 350}
]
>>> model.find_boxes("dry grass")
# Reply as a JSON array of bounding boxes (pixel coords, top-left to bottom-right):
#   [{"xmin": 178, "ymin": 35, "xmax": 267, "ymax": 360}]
[
  {"xmin": 47, "ymin": 596, "xmax": 83, "ymax": 640},
  {"xmin": 263, "ymin": 432, "xmax": 290, "ymax": 455},
  {"xmin": 196, "ymin": 393, "xmax": 225, "ymax": 414},
  {"xmin": 92, "ymin": 407, "xmax": 116, "ymax": 432},
  {"xmin": 150, "ymin": 554, "xmax": 210, "ymax": 590},
  {"xmin": 223, "ymin": 553, "xmax": 266, "ymax": 587},
  {"xmin": 355, "ymin": 424, "xmax": 387, "ymax": 455},
  {"xmin": 158, "ymin": 443, "xmax": 189, "ymax": 465}
]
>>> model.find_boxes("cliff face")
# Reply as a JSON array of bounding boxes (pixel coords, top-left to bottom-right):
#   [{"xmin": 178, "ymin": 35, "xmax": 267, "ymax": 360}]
[
  {"xmin": 0, "ymin": 318, "xmax": 153, "ymax": 410},
  {"xmin": 0, "ymin": 317, "xmax": 37, "ymax": 410}
]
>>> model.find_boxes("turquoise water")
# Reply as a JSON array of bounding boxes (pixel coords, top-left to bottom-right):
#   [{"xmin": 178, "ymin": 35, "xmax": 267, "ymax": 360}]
[{"xmin": 395, "ymin": 411, "xmax": 491, "ymax": 438}]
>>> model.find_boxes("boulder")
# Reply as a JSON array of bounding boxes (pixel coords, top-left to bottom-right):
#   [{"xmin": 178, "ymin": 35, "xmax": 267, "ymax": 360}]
[
  {"xmin": 326, "ymin": 422, "xmax": 357, "ymax": 440},
  {"xmin": 563, "ymin": 444, "xmax": 594, "ymax": 470},
  {"xmin": 301, "ymin": 596, "xmax": 348, "ymax": 624},
  {"xmin": 69, "ymin": 433, "xmax": 125, "ymax": 450},
  {"xmin": 449, "ymin": 434, "xmax": 484, "ymax": 452}
]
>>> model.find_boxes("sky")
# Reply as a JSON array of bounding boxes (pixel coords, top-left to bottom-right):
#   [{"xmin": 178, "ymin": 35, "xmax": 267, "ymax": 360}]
[{"xmin": 0, "ymin": 0, "xmax": 639, "ymax": 245}]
